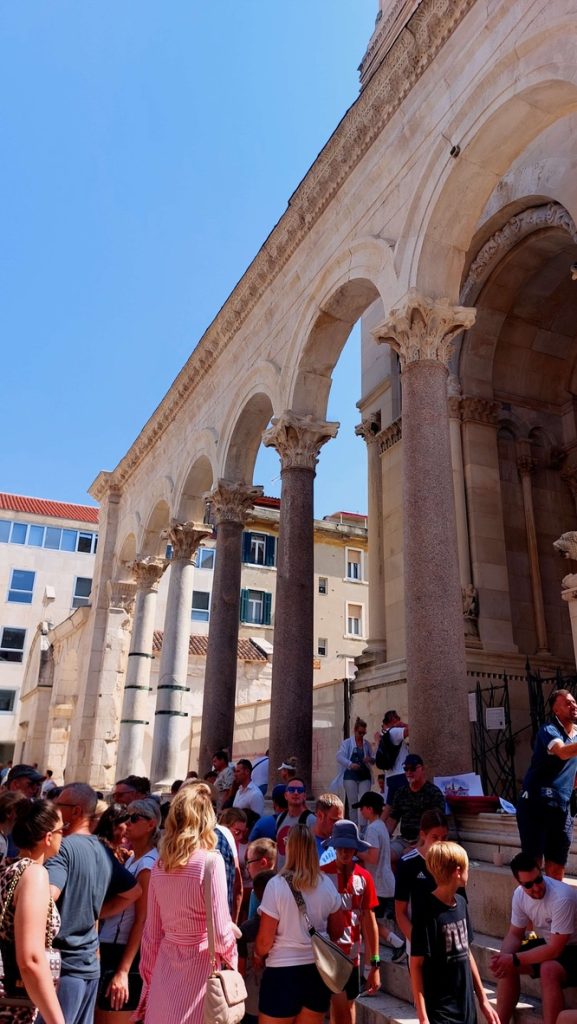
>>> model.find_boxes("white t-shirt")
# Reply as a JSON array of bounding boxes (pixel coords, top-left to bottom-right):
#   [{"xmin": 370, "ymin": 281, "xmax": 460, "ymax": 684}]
[
  {"xmin": 99, "ymin": 848, "xmax": 158, "ymax": 945},
  {"xmin": 511, "ymin": 877, "xmax": 577, "ymax": 943},
  {"xmin": 233, "ymin": 782, "xmax": 265, "ymax": 816},
  {"xmin": 385, "ymin": 726, "xmax": 409, "ymax": 778},
  {"xmin": 258, "ymin": 873, "xmax": 341, "ymax": 967},
  {"xmin": 364, "ymin": 818, "xmax": 395, "ymax": 898},
  {"xmin": 250, "ymin": 757, "xmax": 269, "ymax": 792}
]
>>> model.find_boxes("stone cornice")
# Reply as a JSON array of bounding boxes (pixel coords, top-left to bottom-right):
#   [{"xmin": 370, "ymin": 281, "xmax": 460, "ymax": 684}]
[
  {"xmin": 377, "ymin": 417, "xmax": 402, "ymax": 453},
  {"xmin": 100, "ymin": 0, "xmax": 478, "ymax": 492}
]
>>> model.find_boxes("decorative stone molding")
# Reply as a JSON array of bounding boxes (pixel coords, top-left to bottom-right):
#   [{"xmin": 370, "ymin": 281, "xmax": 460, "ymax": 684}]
[
  {"xmin": 517, "ymin": 456, "xmax": 536, "ymax": 478},
  {"xmin": 359, "ymin": 0, "xmax": 420, "ymax": 90},
  {"xmin": 99, "ymin": 0, "xmax": 476, "ymax": 492},
  {"xmin": 460, "ymin": 396, "xmax": 500, "ymax": 426},
  {"xmin": 208, "ymin": 480, "xmax": 264, "ymax": 525},
  {"xmin": 554, "ymin": 532, "xmax": 577, "ymax": 563},
  {"xmin": 107, "ymin": 580, "xmax": 137, "ymax": 614},
  {"xmin": 377, "ymin": 417, "xmax": 402, "ymax": 453},
  {"xmin": 162, "ymin": 520, "xmax": 212, "ymax": 560},
  {"xmin": 355, "ymin": 419, "xmax": 381, "ymax": 446},
  {"xmin": 448, "ymin": 396, "xmax": 462, "ymax": 420},
  {"xmin": 373, "ymin": 290, "xmax": 476, "ymax": 369},
  {"xmin": 129, "ymin": 557, "xmax": 168, "ymax": 592},
  {"xmin": 263, "ymin": 412, "xmax": 339, "ymax": 470},
  {"xmin": 461, "ymin": 203, "xmax": 577, "ymax": 303}
]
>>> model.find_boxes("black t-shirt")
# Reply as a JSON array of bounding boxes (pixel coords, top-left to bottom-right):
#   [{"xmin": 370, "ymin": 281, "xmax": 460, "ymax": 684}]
[
  {"xmin": 411, "ymin": 893, "xmax": 475, "ymax": 1024},
  {"xmin": 395, "ymin": 848, "xmax": 433, "ymax": 905}
]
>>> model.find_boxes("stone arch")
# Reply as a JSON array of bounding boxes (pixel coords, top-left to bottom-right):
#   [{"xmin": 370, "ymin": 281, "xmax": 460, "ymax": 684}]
[
  {"xmin": 174, "ymin": 453, "xmax": 215, "ymax": 523},
  {"xmin": 114, "ymin": 531, "xmax": 137, "ymax": 577},
  {"xmin": 220, "ymin": 362, "xmax": 280, "ymax": 483},
  {"xmin": 399, "ymin": 19, "xmax": 577, "ymax": 298},
  {"xmin": 139, "ymin": 500, "xmax": 171, "ymax": 558},
  {"xmin": 286, "ymin": 236, "xmax": 397, "ymax": 417}
]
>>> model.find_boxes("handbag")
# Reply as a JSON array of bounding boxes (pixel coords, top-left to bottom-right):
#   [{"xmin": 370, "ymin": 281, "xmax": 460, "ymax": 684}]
[
  {"xmin": 203, "ymin": 853, "xmax": 247, "ymax": 1024},
  {"xmin": 0, "ymin": 859, "xmax": 61, "ymax": 1009},
  {"xmin": 285, "ymin": 873, "xmax": 354, "ymax": 995}
]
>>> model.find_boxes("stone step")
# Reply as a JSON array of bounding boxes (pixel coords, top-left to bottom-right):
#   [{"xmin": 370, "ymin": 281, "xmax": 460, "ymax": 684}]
[{"xmin": 355, "ymin": 983, "xmax": 542, "ymax": 1024}]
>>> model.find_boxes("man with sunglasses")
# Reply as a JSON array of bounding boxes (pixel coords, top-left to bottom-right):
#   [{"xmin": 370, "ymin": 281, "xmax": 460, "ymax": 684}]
[
  {"xmin": 490, "ymin": 852, "xmax": 577, "ymax": 1024},
  {"xmin": 275, "ymin": 777, "xmax": 315, "ymax": 868}
]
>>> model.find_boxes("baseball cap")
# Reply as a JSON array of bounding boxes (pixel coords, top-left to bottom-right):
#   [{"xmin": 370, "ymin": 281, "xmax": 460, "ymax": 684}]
[
  {"xmin": 352, "ymin": 791, "xmax": 385, "ymax": 813},
  {"xmin": 403, "ymin": 754, "xmax": 424, "ymax": 769},
  {"xmin": 277, "ymin": 758, "xmax": 297, "ymax": 771},
  {"xmin": 7, "ymin": 764, "xmax": 44, "ymax": 785}
]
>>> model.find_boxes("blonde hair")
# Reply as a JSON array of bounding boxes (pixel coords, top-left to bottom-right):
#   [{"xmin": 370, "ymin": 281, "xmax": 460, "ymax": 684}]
[
  {"xmin": 247, "ymin": 837, "xmax": 277, "ymax": 867},
  {"xmin": 159, "ymin": 783, "xmax": 216, "ymax": 871},
  {"xmin": 426, "ymin": 841, "xmax": 468, "ymax": 885},
  {"xmin": 282, "ymin": 824, "xmax": 320, "ymax": 891},
  {"xmin": 315, "ymin": 793, "xmax": 344, "ymax": 813}
]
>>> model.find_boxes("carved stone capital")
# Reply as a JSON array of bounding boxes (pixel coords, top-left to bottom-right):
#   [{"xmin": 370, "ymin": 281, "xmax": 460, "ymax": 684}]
[
  {"xmin": 263, "ymin": 412, "xmax": 339, "ymax": 470},
  {"xmin": 447, "ymin": 396, "xmax": 462, "ymax": 420},
  {"xmin": 517, "ymin": 456, "xmax": 536, "ymax": 478},
  {"xmin": 373, "ymin": 290, "xmax": 476, "ymax": 369},
  {"xmin": 460, "ymin": 396, "xmax": 500, "ymax": 426},
  {"xmin": 208, "ymin": 480, "xmax": 264, "ymax": 525},
  {"xmin": 377, "ymin": 417, "xmax": 402, "ymax": 453},
  {"xmin": 129, "ymin": 556, "xmax": 168, "ymax": 592},
  {"xmin": 162, "ymin": 520, "xmax": 212, "ymax": 560},
  {"xmin": 554, "ymin": 532, "xmax": 577, "ymax": 562},
  {"xmin": 355, "ymin": 420, "xmax": 381, "ymax": 446},
  {"xmin": 107, "ymin": 580, "xmax": 137, "ymax": 614},
  {"xmin": 562, "ymin": 573, "xmax": 577, "ymax": 596}
]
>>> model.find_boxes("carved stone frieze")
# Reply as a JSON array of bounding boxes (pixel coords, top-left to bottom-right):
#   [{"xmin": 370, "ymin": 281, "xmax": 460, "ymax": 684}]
[
  {"xmin": 107, "ymin": 580, "xmax": 137, "ymax": 614},
  {"xmin": 377, "ymin": 418, "xmax": 402, "ymax": 453},
  {"xmin": 373, "ymin": 290, "xmax": 476, "ymax": 369},
  {"xmin": 129, "ymin": 557, "xmax": 168, "ymax": 592},
  {"xmin": 263, "ymin": 412, "xmax": 339, "ymax": 470},
  {"xmin": 100, "ymin": 0, "xmax": 477, "ymax": 492},
  {"xmin": 462, "ymin": 203, "xmax": 577, "ymax": 302},
  {"xmin": 162, "ymin": 520, "xmax": 212, "ymax": 560},
  {"xmin": 208, "ymin": 480, "xmax": 264, "ymax": 525},
  {"xmin": 460, "ymin": 396, "xmax": 500, "ymax": 426}
]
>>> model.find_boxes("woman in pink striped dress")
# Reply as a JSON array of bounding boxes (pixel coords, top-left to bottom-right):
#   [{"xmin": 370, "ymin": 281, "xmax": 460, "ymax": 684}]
[{"xmin": 134, "ymin": 784, "xmax": 237, "ymax": 1024}]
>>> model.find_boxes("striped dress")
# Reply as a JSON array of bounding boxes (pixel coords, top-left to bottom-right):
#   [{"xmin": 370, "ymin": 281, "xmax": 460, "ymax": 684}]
[{"xmin": 135, "ymin": 848, "xmax": 237, "ymax": 1024}]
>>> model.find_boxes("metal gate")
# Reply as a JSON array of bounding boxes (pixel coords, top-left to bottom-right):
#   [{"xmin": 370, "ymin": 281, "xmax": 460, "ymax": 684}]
[
  {"xmin": 525, "ymin": 660, "xmax": 577, "ymax": 743},
  {"xmin": 470, "ymin": 675, "xmax": 517, "ymax": 804}
]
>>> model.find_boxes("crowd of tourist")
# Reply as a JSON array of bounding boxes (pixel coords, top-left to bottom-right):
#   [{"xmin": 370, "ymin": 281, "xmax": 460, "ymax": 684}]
[{"xmin": 1, "ymin": 692, "xmax": 577, "ymax": 1024}]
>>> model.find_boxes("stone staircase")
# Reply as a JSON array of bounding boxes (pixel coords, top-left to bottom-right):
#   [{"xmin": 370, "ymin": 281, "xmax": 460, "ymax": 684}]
[{"xmin": 356, "ymin": 814, "xmax": 577, "ymax": 1024}]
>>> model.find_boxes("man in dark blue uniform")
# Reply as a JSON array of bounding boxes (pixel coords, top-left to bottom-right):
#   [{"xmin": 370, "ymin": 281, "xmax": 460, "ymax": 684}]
[{"xmin": 517, "ymin": 689, "xmax": 577, "ymax": 879}]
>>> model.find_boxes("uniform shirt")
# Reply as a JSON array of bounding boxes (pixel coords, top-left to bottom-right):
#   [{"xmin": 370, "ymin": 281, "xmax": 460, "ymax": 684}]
[
  {"xmin": 322, "ymin": 862, "xmax": 378, "ymax": 964},
  {"xmin": 521, "ymin": 719, "xmax": 577, "ymax": 808},
  {"xmin": 391, "ymin": 782, "xmax": 446, "ymax": 842},
  {"xmin": 511, "ymin": 876, "xmax": 577, "ymax": 943},
  {"xmin": 411, "ymin": 893, "xmax": 475, "ymax": 1024}
]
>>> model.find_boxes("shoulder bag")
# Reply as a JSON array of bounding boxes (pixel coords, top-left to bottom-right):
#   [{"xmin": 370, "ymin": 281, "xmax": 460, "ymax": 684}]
[
  {"xmin": 284, "ymin": 873, "xmax": 354, "ymax": 994},
  {"xmin": 0, "ymin": 860, "xmax": 61, "ymax": 1010},
  {"xmin": 203, "ymin": 853, "xmax": 247, "ymax": 1024}
]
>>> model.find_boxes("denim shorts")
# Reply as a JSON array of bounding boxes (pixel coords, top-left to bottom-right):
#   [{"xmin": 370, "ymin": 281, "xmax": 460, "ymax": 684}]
[{"xmin": 259, "ymin": 963, "xmax": 332, "ymax": 1016}]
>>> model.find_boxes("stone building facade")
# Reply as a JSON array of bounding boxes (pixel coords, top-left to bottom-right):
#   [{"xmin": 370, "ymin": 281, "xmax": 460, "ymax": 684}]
[{"xmin": 19, "ymin": 0, "xmax": 577, "ymax": 790}]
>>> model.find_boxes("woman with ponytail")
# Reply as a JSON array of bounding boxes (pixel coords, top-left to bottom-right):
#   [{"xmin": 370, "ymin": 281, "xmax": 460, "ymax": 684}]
[
  {"xmin": 0, "ymin": 798, "xmax": 65, "ymax": 1024},
  {"xmin": 134, "ymin": 783, "xmax": 237, "ymax": 1024}
]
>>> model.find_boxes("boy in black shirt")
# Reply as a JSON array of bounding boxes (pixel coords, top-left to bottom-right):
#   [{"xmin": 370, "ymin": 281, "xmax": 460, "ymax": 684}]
[{"xmin": 410, "ymin": 841, "xmax": 498, "ymax": 1024}]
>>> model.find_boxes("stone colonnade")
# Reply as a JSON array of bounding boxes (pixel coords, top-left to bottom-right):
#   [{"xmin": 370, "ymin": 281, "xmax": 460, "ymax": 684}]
[{"xmin": 110, "ymin": 290, "xmax": 479, "ymax": 787}]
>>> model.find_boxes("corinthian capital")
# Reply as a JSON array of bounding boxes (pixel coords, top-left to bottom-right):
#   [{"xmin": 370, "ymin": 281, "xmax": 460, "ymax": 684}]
[
  {"xmin": 208, "ymin": 480, "xmax": 264, "ymax": 525},
  {"xmin": 107, "ymin": 580, "xmax": 137, "ymax": 613},
  {"xmin": 372, "ymin": 290, "xmax": 476, "ymax": 369},
  {"xmin": 263, "ymin": 411, "xmax": 339, "ymax": 470},
  {"xmin": 355, "ymin": 419, "xmax": 381, "ymax": 446},
  {"xmin": 129, "ymin": 556, "xmax": 168, "ymax": 592},
  {"xmin": 162, "ymin": 520, "xmax": 212, "ymax": 560}
]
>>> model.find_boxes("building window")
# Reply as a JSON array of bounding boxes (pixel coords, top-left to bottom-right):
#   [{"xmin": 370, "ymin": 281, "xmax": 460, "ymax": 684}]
[
  {"xmin": 195, "ymin": 548, "xmax": 215, "ymax": 570},
  {"xmin": 8, "ymin": 570, "xmax": 35, "ymax": 604},
  {"xmin": 0, "ymin": 628, "xmax": 26, "ymax": 663},
  {"xmin": 317, "ymin": 638, "xmax": 327, "ymax": 657},
  {"xmin": 346, "ymin": 548, "xmax": 363, "ymax": 581},
  {"xmin": 318, "ymin": 577, "xmax": 328, "ymax": 595},
  {"xmin": 0, "ymin": 690, "xmax": 16, "ymax": 713},
  {"xmin": 240, "ymin": 589, "xmax": 272, "ymax": 626},
  {"xmin": 72, "ymin": 577, "xmax": 92, "ymax": 608},
  {"xmin": 0, "ymin": 520, "xmax": 97, "ymax": 554},
  {"xmin": 10, "ymin": 523, "xmax": 27, "ymax": 545},
  {"xmin": 0, "ymin": 522, "xmax": 10, "ymax": 543},
  {"xmin": 346, "ymin": 603, "xmax": 363, "ymax": 637},
  {"xmin": 242, "ymin": 532, "xmax": 276, "ymax": 567},
  {"xmin": 191, "ymin": 590, "xmax": 210, "ymax": 622}
]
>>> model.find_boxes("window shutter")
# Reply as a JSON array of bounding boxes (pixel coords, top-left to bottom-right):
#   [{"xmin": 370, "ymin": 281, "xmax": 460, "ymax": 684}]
[
  {"xmin": 265, "ymin": 535, "xmax": 276, "ymax": 567},
  {"xmin": 240, "ymin": 588, "xmax": 249, "ymax": 622},
  {"xmin": 242, "ymin": 532, "xmax": 252, "ymax": 563},
  {"xmin": 262, "ymin": 592, "xmax": 272, "ymax": 626}
]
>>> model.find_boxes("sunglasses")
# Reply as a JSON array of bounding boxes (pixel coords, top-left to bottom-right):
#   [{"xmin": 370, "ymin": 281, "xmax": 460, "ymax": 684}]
[
  {"xmin": 127, "ymin": 813, "xmax": 150, "ymax": 824},
  {"xmin": 50, "ymin": 827, "xmax": 66, "ymax": 835},
  {"xmin": 521, "ymin": 874, "xmax": 544, "ymax": 889},
  {"xmin": 286, "ymin": 786, "xmax": 305, "ymax": 794},
  {"xmin": 245, "ymin": 857, "xmax": 262, "ymax": 865}
]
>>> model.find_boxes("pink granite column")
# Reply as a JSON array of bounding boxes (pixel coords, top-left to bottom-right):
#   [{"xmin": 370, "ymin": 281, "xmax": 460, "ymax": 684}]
[
  {"xmin": 198, "ymin": 481, "xmax": 263, "ymax": 776},
  {"xmin": 117, "ymin": 556, "xmax": 167, "ymax": 779},
  {"xmin": 374, "ymin": 291, "xmax": 476, "ymax": 775},
  {"xmin": 263, "ymin": 412, "xmax": 338, "ymax": 792},
  {"xmin": 150, "ymin": 520, "xmax": 212, "ymax": 788}
]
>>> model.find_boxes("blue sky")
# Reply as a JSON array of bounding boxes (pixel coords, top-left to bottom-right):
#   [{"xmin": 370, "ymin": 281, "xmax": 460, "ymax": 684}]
[{"xmin": 0, "ymin": 3, "xmax": 375, "ymax": 518}]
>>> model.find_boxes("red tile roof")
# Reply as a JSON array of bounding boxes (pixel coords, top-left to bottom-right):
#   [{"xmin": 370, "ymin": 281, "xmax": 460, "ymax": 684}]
[
  {"xmin": 0, "ymin": 493, "xmax": 99, "ymax": 525},
  {"xmin": 253, "ymin": 495, "xmax": 281, "ymax": 509},
  {"xmin": 152, "ymin": 631, "xmax": 268, "ymax": 662}
]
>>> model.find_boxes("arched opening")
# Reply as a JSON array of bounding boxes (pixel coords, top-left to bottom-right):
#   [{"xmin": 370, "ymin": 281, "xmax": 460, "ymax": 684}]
[
  {"xmin": 176, "ymin": 457, "xmax": 213, "ymax": 523},
  {"xmin": 140, "ymin": 500, "xmax": 171, "ymax": 558}
]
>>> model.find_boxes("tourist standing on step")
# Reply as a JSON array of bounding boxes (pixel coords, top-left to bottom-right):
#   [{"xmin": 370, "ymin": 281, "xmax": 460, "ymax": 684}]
[
  {"xmin": 490, "ymin": 852, "xmax": 577, "ymax": 1024},
  {"xmin": 383, "ymin": 755, "xmax": 445, "ymax": 869},
  {"xmin": 375, "ymin": 710, "xmax": 409, "ymax": 805},
  {"xmin": 517, "ymin": 689, "xmax": 577, "ymax": 880},
  {"xmin": 232, "ymin": 760, "xmax": 265, "ymax": 817},
  {"xmin": 333, "ymin": 718, "xmax": 374, "ymax": 827}
]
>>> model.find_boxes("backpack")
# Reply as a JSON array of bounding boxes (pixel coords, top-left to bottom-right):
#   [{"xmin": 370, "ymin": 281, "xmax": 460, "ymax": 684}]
[
  {"xmin": 275, "ymin": 809, "xmax": 310, "ymax": 834},
  {"xmin": 375, "ymin": 728, "xmax": 402, "ymax": 771}
]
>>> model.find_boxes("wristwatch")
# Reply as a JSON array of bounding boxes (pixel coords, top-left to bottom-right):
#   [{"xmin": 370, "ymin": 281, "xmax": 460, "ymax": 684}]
[{"xmin": 370, "ymin": 956, "xmax": 381, "ymax": 966}]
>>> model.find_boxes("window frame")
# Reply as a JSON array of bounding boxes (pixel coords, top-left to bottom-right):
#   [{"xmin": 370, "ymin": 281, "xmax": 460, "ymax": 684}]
[
  {"xmin": 345, "ymin": 546, "xmax": 364, "ymax": 582},
  {"xmin": 191, "ymin": 589, "xmax": 211, "ymax": 622},
  {"xmin": 318, "ymin": 576, "xmax": 328, "ymax": 595},
  {"xmin": 0, "ymin": 627, "xmax": 26, "ymax": 663},
  {"xmin": 7, "ymin": 569, "xmax": 35, "ymax": 604},
  {"xmin": 345, "ymin": 601, "xmax": 364, "ymax": 638},
  {"xmin": 72, "ymin": 577, "xmax": 92, "ymax": 608},
  {"xmin": 317, "ymin": 637, "xmax": 328, "ymax": 657},
  {"xmin": 0, "ymin": 690, "xmax": 16, "ymax": 714}
]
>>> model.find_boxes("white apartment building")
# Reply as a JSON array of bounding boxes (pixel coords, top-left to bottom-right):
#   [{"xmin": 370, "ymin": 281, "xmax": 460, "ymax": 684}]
[{"xmin": 0, "ymin": 493, "xmax": 98, "ymax": 763}]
